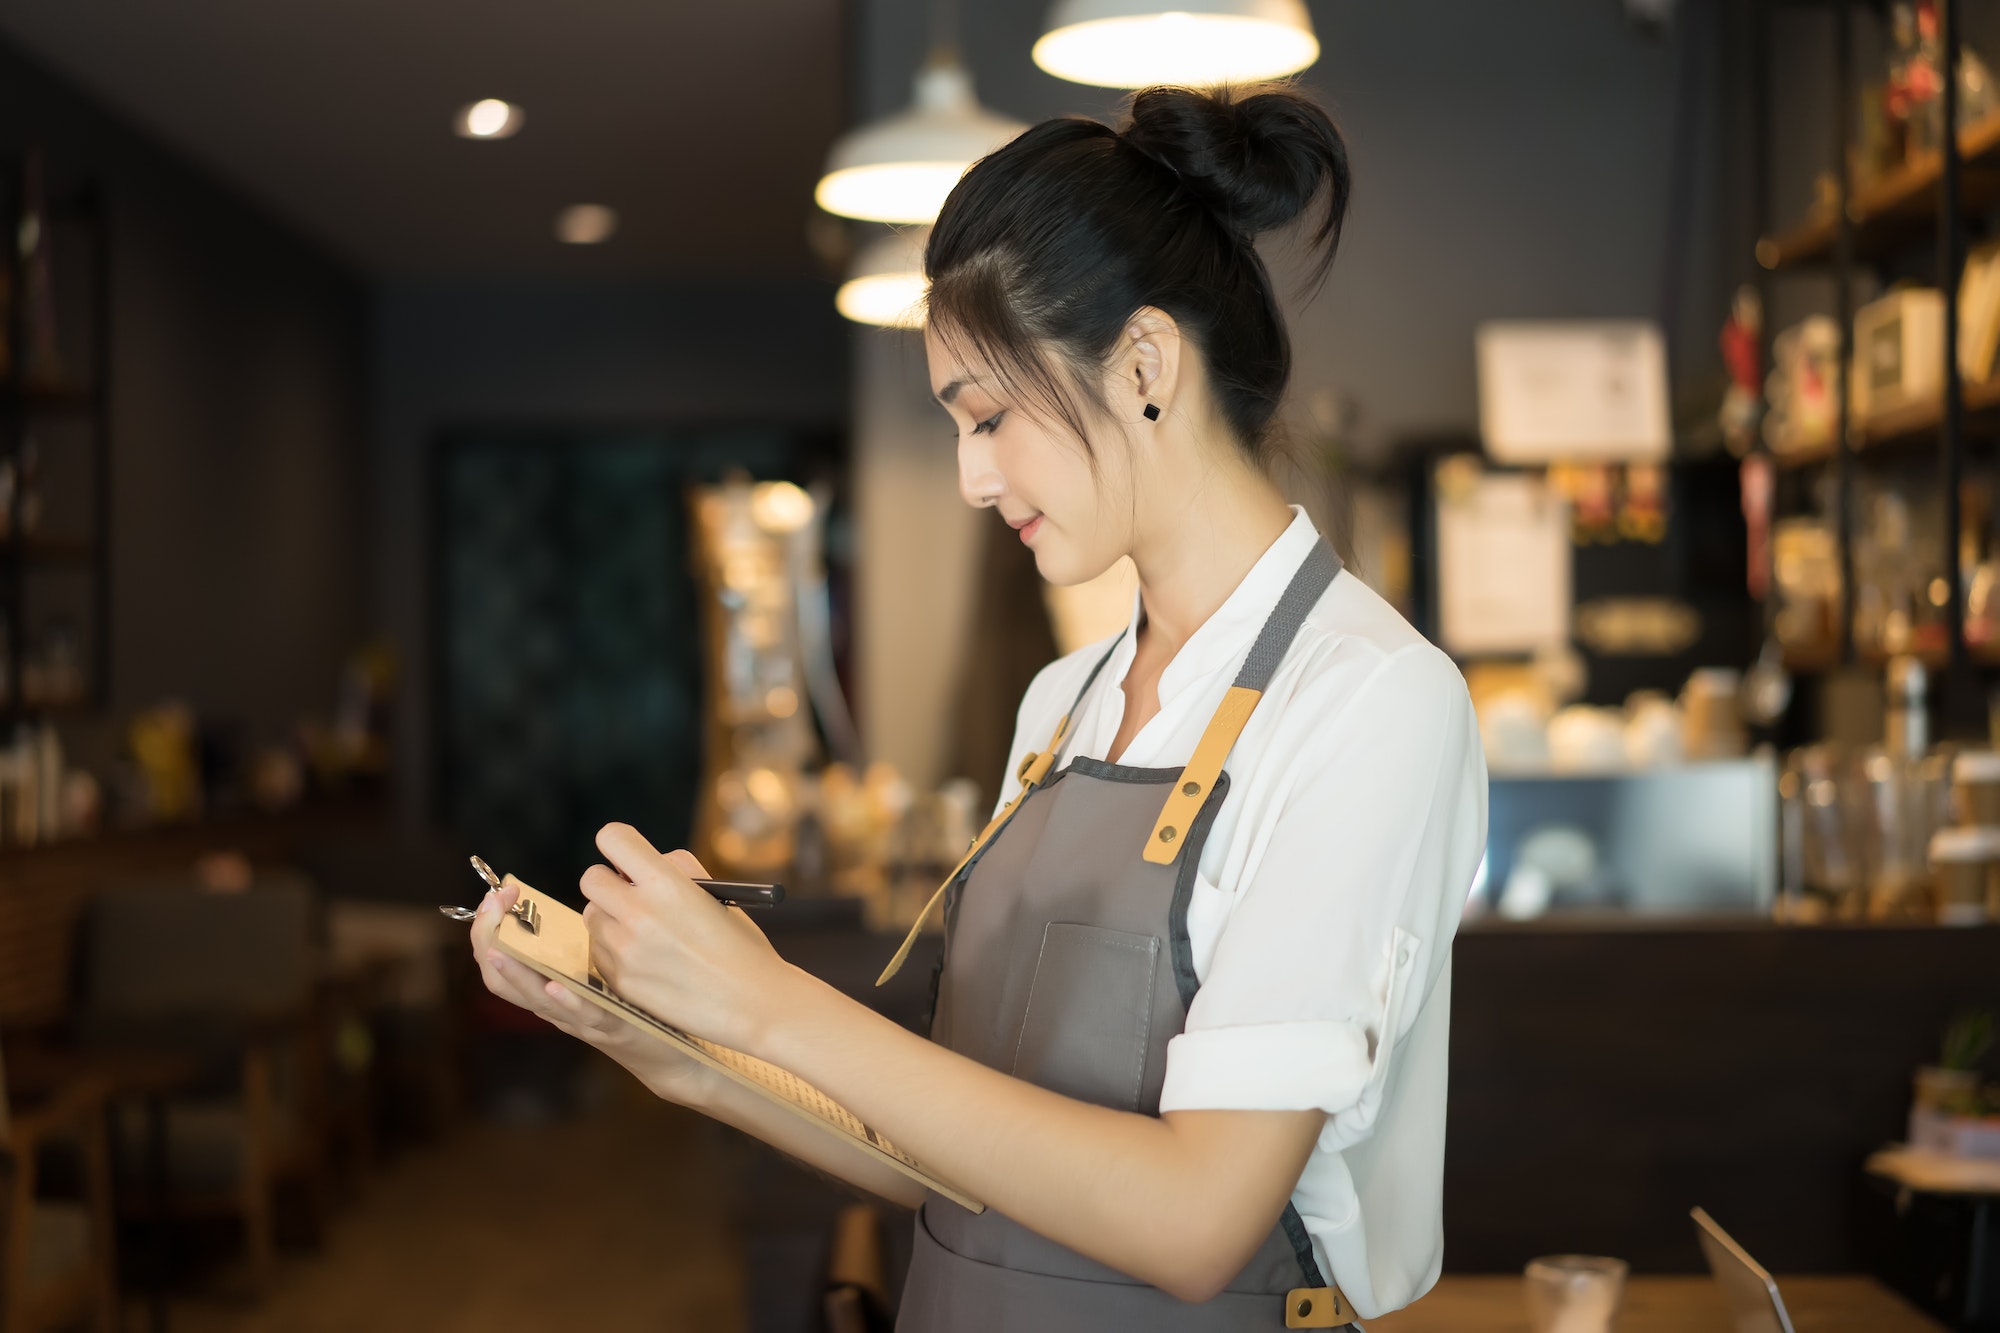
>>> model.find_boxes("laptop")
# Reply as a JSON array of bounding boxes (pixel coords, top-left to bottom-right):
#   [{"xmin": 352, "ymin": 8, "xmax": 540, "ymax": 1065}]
[{"xmin": 1692, "ymin": 1206, "xmax": 1796, "ymax": 1333}]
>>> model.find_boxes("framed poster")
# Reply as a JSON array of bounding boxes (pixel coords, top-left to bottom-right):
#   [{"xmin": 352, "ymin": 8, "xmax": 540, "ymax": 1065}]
[{"xmin": 1477, "ymin": 320, "xmax": 1670, "ymax": 464}]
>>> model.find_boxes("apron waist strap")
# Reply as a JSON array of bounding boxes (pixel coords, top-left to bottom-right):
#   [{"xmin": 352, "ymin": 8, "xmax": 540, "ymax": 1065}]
[{"xmin": 1285, "ymin": 1285, "xmax": 1355, "ymax": 1328}]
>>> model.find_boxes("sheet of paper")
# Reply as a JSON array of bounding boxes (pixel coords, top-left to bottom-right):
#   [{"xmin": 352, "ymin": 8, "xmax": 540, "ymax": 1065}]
[
  {"xmin": 1477, "ymin": 320, "xmax": 1670, "ymax": 463},
  {"xmin": 1436, "ymin": 470, "xmax": 1571, "ymax": 656}
]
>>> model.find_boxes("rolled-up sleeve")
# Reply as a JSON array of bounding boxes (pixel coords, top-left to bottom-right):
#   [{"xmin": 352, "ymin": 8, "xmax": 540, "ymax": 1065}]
[{"xmin": 1157, "ymin": 642, "xmax": 1485, "ymax": 1147}]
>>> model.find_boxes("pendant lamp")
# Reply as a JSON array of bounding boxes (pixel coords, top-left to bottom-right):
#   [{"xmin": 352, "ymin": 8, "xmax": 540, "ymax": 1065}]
[
  {"xmin": 816, "ymin": 55, "xmax": 1026, "ymax": 224},
  {"xmin": 836, "ymin": 227, "xmax": 930, "ymax": 329},
  {"xmin": 1033, "ymin": 0, "xmax": 1320, "ymax": 88}
]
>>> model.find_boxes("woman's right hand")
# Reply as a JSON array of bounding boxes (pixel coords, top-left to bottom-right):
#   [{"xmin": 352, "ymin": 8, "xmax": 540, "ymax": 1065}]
[{"xmin": 469, "ymin": 878, "xmax": 721, "ymax": 1109}]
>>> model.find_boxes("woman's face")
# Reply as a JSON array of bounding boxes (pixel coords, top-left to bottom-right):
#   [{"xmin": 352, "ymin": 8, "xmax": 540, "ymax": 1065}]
[{"xmin": 926, "ymin": 327, "xmax": 1135, "ymax": 587}]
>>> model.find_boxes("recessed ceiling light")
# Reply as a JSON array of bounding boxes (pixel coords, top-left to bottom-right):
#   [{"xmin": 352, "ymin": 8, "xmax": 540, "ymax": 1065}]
[
  {"xmin": 555, "ymin": 204, "xmax": 618, "ymax": 245},
  {"xmin": 455, "ymin": 99, "xmax": 523, "ymax": 140}
]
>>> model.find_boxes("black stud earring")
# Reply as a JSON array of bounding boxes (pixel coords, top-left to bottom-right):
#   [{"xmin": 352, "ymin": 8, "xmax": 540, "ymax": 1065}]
[{"xmin": 1142, "ymin": 402, "xmax": 1160, "ymax": 421}]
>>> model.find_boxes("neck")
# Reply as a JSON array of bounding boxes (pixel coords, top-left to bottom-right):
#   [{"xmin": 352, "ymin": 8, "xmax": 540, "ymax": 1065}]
[{"xmin": 1127, "ymin": 457, "xmax": 1294, "ymax": 654}]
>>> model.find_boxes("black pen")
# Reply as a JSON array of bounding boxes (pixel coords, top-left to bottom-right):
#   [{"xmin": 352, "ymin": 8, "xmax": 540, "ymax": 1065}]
[{"xmin": 465, "ymin": 855, "xmax": 785, "ymax": 908}]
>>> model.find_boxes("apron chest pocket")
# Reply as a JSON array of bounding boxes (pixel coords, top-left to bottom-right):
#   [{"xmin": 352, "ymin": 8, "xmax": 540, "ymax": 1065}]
[{"xmin": 1010, "ymin": 923, "xmax": 1160, "ymax": 1112}]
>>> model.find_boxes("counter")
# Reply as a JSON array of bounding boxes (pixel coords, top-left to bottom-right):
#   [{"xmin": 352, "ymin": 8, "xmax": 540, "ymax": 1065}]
[{"xmin": 1446, "ymin": 919, "xmax": 1999, "ymax": 1274}]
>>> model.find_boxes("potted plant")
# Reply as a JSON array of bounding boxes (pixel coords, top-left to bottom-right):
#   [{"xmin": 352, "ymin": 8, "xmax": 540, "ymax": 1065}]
[{"xmin": 1911, "ymin": 1010, "xmax": 1995, "ymax": 1152}]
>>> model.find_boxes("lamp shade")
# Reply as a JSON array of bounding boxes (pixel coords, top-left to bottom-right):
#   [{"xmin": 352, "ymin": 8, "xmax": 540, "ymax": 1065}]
[
  {"xmin": 1033, "ymin": 0, "xmax": 1319, "ymax": 87},
  {"xmin": 836, "ymin": 227, "xmax": 930, "ymax": 328},
  {"xmin": 816, "ymin": 60, "xmax": 1025, "ymax": 224}
]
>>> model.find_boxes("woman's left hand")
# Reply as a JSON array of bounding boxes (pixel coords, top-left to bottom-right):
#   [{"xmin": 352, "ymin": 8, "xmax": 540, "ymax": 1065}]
[{"xmin": 580, "ymin": 823, "xmax": 799, "ymax": 1055}]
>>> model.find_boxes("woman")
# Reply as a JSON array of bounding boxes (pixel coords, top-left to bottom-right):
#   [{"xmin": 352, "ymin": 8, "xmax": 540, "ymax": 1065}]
[{"xmin": 473, "ymin": 83, "xmax": 1487, "ymax": 1331}]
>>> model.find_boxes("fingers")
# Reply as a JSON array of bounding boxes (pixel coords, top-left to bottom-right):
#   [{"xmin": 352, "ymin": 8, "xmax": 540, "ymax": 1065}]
[
  {"xmin": 595, "ymin": 822, "xmax": 665, "ymax": 881},
  {"xmin": 582, "ymin": 901, "xmax": 636, "ymax": 987},
  {"xmin": 581, "ymin": 830, "xmax": 716, "ymax": 934},
  {"xmin": 541, "ymin": 979, "xmax": 624, "ymax": 1039},
  {"xmin": 579, "ymin": 862, "xmax": 638, "ymax": 915},
  {"xmin": 477, "ymin": 945, "xmax": 549, "ymax": 1012},
  {"xmin": 477, "ymin": 950, "xmax": 625, "ymax": 1044},
  {"xmin": 665, "ymin": 848, "xmax": 712, "ymax": 880},
  {"xmin": 467, "ymin": 880, "xmax": 517, "ymax": 953}
]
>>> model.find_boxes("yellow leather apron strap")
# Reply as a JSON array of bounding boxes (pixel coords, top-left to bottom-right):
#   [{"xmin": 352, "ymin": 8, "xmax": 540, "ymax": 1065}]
[
  {"xmin": 875, "ymin": 712, "xmax": 1072, "ymax": 986},
  {"xmin": 1284, "ymin": 1285, "xmax": 1354, "ymax": 1328},
  {"xmin": 1145, "ymin": 539, "xmax": 1342, "ymax": 867},
  {"xmin": 883, "ymin": 539, "xmax": 1342, "ymax": 971},
  {"xmin": 1141, "ymin": 684, "xmax": 1259, "ymax": 865}
]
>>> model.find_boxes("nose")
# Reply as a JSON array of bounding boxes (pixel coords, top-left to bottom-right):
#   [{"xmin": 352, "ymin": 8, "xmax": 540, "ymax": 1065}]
[{"xmin": 957, "ymin": 431, "xmax": 1002, "ymax": 508}]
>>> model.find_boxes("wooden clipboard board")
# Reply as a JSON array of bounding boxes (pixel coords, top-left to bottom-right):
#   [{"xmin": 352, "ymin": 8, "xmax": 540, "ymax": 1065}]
[{"xmin": 491, "ymin": 877, "xmax": 983, "ymax": 1213}]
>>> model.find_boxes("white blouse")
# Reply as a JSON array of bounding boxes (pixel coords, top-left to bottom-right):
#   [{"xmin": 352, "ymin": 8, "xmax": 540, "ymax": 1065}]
[{"xmin": 992, "ymin": 507, "xmax": 1488, "ymax": 1317}]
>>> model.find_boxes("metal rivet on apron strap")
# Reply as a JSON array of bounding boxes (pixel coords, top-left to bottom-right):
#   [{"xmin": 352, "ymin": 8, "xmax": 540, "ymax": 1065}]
[
  {"xmin": 1181, "ymin": 781, "xmax": 1200, "ymax": 796},
  {"xmin": 1158, "ymin": 826, "xmax": 1177, "ymax": 843}
]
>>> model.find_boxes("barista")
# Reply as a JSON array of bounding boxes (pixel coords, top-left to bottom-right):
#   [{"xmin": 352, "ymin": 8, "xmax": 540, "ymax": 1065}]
[{"xmin": 474, "ymin": 81, "xmax": 1486, "ymax": 1331}]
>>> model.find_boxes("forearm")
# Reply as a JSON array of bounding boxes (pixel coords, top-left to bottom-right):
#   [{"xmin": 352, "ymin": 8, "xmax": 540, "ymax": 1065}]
[
  {"xmin": 684, "ymin": 1064, "xmax": 926, "ymax": 1209},
  {"xmin": 566, "ymin": 827, "xmax": 1318, "ymax": 1299},
  {"xmin": 756, "ymin": 967, "xmax": 1315, "ymax": 1299}
]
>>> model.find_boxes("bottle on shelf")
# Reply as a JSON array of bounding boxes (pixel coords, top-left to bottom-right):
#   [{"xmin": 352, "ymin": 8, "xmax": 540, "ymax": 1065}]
[
  {"xmin": 1859, "ymin": 656, "xmax": 1953, "ymax": 917},
  {"xmin": 1964, "ymin": 482, "xmax": 1999, "ymax": 651}
]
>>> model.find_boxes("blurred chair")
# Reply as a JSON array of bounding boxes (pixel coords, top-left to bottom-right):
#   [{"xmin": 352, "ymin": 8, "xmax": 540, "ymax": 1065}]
[
  {"xmin": 309, "ymin": 832, "xmax": 478, "ymax": 1143},
  {"xmin": 323, "ymin": 899, "xmax": 460, "ymax": 1162},
  {"xmin": 0, "ymin": 1035, "xmax": 117, "ymax": 1333},
  {"xmin": 76, "ymin": 871, "xmax": 327, "ymax": 1290}
]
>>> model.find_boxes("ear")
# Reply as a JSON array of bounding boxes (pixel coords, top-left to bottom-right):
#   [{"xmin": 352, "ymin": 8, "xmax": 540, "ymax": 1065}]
[{"xmin": 1116, "ymin": 307, "xmax": 1183, "ymax": 421}]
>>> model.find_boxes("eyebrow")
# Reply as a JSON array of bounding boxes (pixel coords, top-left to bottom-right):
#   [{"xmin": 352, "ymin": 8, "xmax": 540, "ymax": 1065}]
[{"xmin": 935, "ymin": 376, "xmax": 976, "ymax": 405}]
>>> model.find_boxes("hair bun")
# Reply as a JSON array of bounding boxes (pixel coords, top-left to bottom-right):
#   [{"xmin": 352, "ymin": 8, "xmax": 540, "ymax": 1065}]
[{"xmin": 1120, "ymin": 84, "xmax": 1350, "ymax": 264}]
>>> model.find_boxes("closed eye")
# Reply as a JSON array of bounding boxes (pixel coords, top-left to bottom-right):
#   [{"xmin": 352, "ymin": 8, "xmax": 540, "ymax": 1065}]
[{"xmin": 945, "ymin": 410, "xmax": 1006, "ymax": 445}]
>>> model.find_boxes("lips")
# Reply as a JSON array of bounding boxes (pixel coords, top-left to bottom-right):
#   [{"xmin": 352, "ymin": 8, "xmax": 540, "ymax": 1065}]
[{"xmin": 1015, "ymin": 515, "xmax": 1043, "ymax": 543}]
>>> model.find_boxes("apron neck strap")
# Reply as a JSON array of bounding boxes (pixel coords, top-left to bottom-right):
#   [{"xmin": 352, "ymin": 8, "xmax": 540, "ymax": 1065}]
[
  {"xmin": 1141, "ymin": 538, "xmax": 1341, "ymax": 865},
  {"xmin": 1233, "ymin": 540, "xmax": 1343, "ymax": 692},
  {"xmin": 876, "ymin": 628, "xmax": 1129, "ymax": 985},
  {"xmin": 878, "ymin": 541, "xmax": 1338, "ymax": 981}
]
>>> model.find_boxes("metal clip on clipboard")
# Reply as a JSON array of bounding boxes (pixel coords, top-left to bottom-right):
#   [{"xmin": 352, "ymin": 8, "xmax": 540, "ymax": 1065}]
[{"xmin": 439, "ymin": 855, "xmax": 540, "ymax": 933}]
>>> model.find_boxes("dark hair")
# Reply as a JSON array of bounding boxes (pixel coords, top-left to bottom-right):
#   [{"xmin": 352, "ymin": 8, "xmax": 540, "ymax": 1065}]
[{"xmin": 923, "ymin": 83, "xmax": 1350, "ymax": 463}]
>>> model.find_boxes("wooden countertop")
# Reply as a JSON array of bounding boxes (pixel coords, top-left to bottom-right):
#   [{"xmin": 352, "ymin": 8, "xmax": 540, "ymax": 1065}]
[
  {"xmin": 1367, "ymin": 1275, "xmax": 1943, "ymax": 1332},
  {"xmin": 1868, "ymin": 1145, "xmax": 2000, "ymax": 1195}
]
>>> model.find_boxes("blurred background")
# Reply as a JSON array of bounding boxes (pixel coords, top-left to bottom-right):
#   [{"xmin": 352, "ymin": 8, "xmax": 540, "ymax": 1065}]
[{"xmin": 0, "ymin": 1, "xmax": 1993, "ymax": 1330}]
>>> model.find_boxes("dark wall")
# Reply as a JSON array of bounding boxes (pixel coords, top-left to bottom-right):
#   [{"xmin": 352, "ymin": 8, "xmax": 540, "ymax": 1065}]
[
  {"xmin": 0, "ymin": 38, "xmax": 367, "ymax": 772},
  {"xmin": 371, "ymin": 277, "xmax": 849, "ymax": 825}
]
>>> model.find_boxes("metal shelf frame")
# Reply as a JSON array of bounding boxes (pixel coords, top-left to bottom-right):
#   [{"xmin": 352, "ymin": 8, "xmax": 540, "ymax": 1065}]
[{"xmin": 1754, "ymin": 0, "xmax": 1989, "ymax": 736}]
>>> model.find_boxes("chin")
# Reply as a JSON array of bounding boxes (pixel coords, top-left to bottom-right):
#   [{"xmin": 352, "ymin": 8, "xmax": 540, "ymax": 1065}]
[{"xmin": 1033, "ymin": 543, "xmax": 1114, "ymax": 589}]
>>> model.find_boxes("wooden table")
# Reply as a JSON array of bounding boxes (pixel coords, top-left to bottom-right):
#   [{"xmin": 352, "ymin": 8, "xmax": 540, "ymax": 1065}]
[
  {"xmin": 1366, "ymin": 1275, "xmax": 1943, "ymax": 1332},
  {"xmin": 1866, "ymin": 1147, "xmax": 1998, "ymax": 1327}
]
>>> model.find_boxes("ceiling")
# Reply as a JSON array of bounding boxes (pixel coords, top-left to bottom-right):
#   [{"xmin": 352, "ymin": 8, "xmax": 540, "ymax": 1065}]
[{"xmin": 0, "ymin": 0, "xmax": 848, "ymax": 278}]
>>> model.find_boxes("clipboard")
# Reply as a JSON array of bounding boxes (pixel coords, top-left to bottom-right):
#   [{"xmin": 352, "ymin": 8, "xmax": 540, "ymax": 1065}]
[{"xmin": 489, "ymin": 875, "xmax": 983, "ymax": 1213}]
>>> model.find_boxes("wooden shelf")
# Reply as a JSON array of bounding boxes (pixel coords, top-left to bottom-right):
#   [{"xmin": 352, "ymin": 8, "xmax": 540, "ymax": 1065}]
[
  {"xmin": 1782, "ymin": 639, "xmax": 2000, "ymax": 674},
  {"xmin": 1771, "ymin": 375, "xmax": 2000, "ymax": 468},
  {"xmin": 1758, "ymin": 108, "xmax": 2000, "ymax": 271}
]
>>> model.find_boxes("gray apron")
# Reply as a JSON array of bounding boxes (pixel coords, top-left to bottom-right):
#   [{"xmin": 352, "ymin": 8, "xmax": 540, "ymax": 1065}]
[{"xmin": 886, "ymin": 540, "xmax": 1355, "ymax": 1332}]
